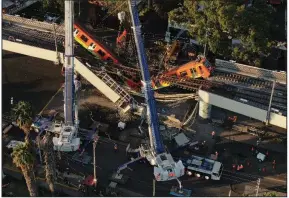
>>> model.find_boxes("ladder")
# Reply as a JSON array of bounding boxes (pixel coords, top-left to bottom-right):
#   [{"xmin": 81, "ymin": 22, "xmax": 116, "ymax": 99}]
[{"xmin": 93, "ymin": 71, "xmax": 138, "ymax": 112}]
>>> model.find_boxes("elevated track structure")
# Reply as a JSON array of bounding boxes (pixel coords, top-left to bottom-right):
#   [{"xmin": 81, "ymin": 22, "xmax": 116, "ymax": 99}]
[
  {"xmin": 3, "ymin": 14, "xmax": 287, "ymax": 84},
  {"xmin": 3, "ymin": 39, "xmax": 134, "ymax": 113},
  {"xmin": 2, "ymin": 15, "xmax": 287, "ymax": 129}
]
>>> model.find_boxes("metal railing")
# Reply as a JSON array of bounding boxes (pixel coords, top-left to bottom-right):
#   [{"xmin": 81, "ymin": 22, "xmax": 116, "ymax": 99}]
[
  {"xmin": 215, "ymin": 59, "xmax": 287, "ymax": 84},
  {"xmin": 3, "ymin": 14, "xmax": 65, "ymax": 35}
]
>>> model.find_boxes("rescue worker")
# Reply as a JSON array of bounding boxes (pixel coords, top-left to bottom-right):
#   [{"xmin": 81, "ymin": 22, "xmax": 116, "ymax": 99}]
[
  {"xmin": 262, "ymin": 166, "xmax": 267, "ymax": 173},
  {"xmin": 239, "ymin": 164, "xmax": 244, "ymax": 172},
  {"xmin": 251, "ymin": 146, "xmax": 255, "ymax": 155},
  {"xmin": 247, "ymin": 160, "xmax": 251, "ymax": 167},
  {"xmin": 256, "ymin": 138, "xmax": 261, "ymax": 147},
  {"xmin": 272, "ymin": 160, "xmax": 276, "ymax": 170},
  {"xmin": 211, "ymin": 131, "xmax": 216, "ymax": 139},
  {"xmin": 232, "ymin": 164, "xmax": 236, "ymax": 171},
  {"xmin": 236, "ymin": 165, "xmax": 240, "ymax": 171},
  {"xmin": 114, "ymin": 143, "xmax": 118, "ymax": 153}
]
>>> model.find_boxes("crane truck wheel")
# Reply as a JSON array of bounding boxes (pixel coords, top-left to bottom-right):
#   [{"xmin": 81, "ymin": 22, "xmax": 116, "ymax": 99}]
[
  {"xmin": 204, "ymin": 176, "xmax": 210, "ymax": 180},
  {"xmin": 186, "ymin": 171, "xmax": 192, "ymax": 176},
  {"xmin": 195, "ymin": 173, "xmax": 201, "ymax": 178}
]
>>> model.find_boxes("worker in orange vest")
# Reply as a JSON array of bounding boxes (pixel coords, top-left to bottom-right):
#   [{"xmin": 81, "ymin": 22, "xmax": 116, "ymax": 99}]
[{"xmin": 211, "ymin": 131, "xmax": 216, "ymax": 139}]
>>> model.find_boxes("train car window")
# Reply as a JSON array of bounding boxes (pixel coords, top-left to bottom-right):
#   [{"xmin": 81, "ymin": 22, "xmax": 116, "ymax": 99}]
[
  {"xmin": 74, "ymin": 29, "xmax": 79, "ymax": 35},
  {"xmin": 97, "ymin": 49, "xmax": 106, "ymax": 57},
  {"xmin": 89, "ymin": 43, "xmax": 96, "ymax": 49},
  {"xmin": 190, "ymin": 68, "xmax": 197, "ymax": 76},
  {"xmin": 80, "ymin": 35, "xmax": 88, "ymax": 42},
  {"xmin": 180, "ymin": 71, "xmax": 187, "ymax": 77},
  {"xmin": 198, "ymin": 66, "xmax": 204, "ymax": 74}
]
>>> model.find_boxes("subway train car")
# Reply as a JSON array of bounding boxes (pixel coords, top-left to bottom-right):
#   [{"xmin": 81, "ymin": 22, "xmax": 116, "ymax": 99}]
[
  {"xmin": 73, "ymin": 23, "xmax": 119, "ymax": 64},
  {"xmin": 152, "ymin": 56, "xmax": 214, "ymax": 89}
]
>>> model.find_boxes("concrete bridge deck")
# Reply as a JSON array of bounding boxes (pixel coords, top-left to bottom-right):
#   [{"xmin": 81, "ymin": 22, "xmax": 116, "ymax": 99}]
[{"xmin": 3, "ymin": 40, "xmax": 133, "ymax": 112}]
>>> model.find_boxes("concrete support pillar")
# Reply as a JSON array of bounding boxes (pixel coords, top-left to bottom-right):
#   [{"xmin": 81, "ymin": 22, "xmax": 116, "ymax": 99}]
[{"xmin": 199, "ymin": 99, "xmax": 212, "ymax": 119}]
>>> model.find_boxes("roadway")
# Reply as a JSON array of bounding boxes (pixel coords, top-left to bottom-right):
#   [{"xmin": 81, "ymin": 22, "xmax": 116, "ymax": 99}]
[{"xmin": 58, "ymin": 133, "xmax": 286, "ymax": 196}]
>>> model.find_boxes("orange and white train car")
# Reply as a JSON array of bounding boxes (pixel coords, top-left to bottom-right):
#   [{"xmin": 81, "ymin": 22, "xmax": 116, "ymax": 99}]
[{"xmin": 73, "ymin": 23, "xmax": 119, "ymax": 64}]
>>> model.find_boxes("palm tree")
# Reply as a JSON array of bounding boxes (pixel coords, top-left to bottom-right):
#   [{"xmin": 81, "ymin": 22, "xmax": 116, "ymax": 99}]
[
  {"xmin": 11, "ymin": 142, "xmax": 38, "ymax": 197},
  {"xmin": 12, "ymin": 101, "xmax": 34, "ymax": 135},
  {"xmin": 42, "ymin": 132, "xmax": 57, "ymax": 195}
]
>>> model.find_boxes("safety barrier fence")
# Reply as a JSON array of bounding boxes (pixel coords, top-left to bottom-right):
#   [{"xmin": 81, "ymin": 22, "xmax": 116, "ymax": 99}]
[{"xmin": 215, "ymin": 59, "xmax": 286, "ymax": 84}]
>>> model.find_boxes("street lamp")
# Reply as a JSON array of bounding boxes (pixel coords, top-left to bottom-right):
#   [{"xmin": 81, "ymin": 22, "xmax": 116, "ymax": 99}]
[
  {"xmin": 78, "ymin": 0, "xmax": 81, "ymax": 17},
  {"xmin": 203, "ymin": 29, "xmax": 208, "ymax": 57}
]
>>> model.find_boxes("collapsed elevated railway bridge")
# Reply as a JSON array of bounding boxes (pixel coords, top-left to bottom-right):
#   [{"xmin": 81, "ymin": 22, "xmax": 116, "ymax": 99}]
[{"xmin": 2, "ymin": 14, "xmax": 287, "ymax": 129}]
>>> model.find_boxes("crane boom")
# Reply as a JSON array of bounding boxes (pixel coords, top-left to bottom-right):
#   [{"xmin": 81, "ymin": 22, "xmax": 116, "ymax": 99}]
[
  {"xmin": 128, "ymin": 0, "xmax": 164, "ymax": 154},
  {"xmin": 64, "ymin": 0, "xmax": 75, "ymax": 125}
]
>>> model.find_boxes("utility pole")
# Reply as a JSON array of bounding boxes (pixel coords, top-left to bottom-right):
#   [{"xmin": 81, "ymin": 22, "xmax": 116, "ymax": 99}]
[
  {"xmin": 266, "ymin": 81, "xmax": 276, "ymax": 125},
  {"xmin": 78, "ymin": 0, "xmax": 81, "ymax": 17},
  {"xmin": 255, "ymin": 178, "xmax": 261, "ymax": 197},
  {"xmin": 93, "ymin": 135, "xmax": 99, "ymax": 188},
  {"xmin": 53, "ymin": 23, "xmax": 59, "ymax": 65},
  {"xmin": 203, "ymin": 29, "xmax": 208, "ymax": 57},
  {"xmin": 152, "ymin": 179, "xmax": 155, "ymax": 196}
]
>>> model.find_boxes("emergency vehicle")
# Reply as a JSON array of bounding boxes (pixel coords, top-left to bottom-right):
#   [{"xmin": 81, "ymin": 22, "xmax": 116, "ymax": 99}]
[{"xmin": 182, "ymin": 155, "xmax": 223, "ymax": 180}]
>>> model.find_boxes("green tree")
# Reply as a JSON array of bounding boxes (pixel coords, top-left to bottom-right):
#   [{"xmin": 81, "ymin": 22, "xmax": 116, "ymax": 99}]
[
  {"xmin": 168, "ymin": 0, "xmax": 276, "ymax": 66},
  {"xmin": 11, "ymin": 142, "xmax": 38, "ymax": 196},
  {"xmin": 42, "ymin": 0, "xmax": 64, "ymax": 14},
  {"xmin": 12, "ymin": 101, "xmax": 34, "ymax": 136}
]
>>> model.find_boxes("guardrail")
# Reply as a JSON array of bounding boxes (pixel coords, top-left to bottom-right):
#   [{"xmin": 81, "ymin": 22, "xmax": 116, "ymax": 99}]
[
  {"xmin": 215, "ymin": 59, "xmax": 286, "ymax": 84},
  {"xmin": 3, "ymin": 14, "xmax": 65, "ymax": 35}
]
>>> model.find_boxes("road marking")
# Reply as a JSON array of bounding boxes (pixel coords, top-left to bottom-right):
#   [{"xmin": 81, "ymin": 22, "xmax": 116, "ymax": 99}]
[{"xmin": 39, "ymin": 86, "xmax": 62, "ymax": 115}]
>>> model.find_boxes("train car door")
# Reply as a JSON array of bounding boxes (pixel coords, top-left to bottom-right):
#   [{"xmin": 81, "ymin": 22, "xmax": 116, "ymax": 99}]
[{"xmin": 189, "ymin": 67, "xmax": 197, "ymax": 78}]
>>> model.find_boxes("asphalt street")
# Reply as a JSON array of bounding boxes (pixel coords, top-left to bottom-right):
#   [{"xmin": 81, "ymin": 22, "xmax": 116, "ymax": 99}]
[{"xmin": 58, "ymin": 133, "xmax": 287, "ymax": 197}]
